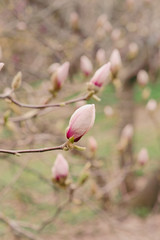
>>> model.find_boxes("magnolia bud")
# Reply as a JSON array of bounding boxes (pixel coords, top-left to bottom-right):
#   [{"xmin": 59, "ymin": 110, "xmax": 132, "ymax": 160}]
[
  {"xmin": 88, "ymin": 136, "xmax": 97, "ymax": 153},
  {"xmin": 111, "ymin": 28, "xmax": 122, "ymax": 41},
  {"xmin": 96, "ymin": 48, "xmax": 106, "ymax": 66},
  {"xmin": 104, "ymin": 105, "xmax": 114, "ymax": 117},
  {"xmin": 137, "ymin": 148, "xmax": 149, "ymax": 166},
  {"xmin": 11, "ymin": 71, "xmax": 22, "ymax": 90},
  {"xmin": 89, "ymin": 62, "xmax": 111, "ymax": 88},
  {"xmin": 80, "ymin": 55, "xmax": 93, "ymax": 76},
  {"xmin": 146, "ymin": 99, "xmax": 157, "ymax": 112},
  {"xmin": 137, "ymin": 70, "xmax": 149, "ymax": 87},
  {"xmin": 70, "ymin": 12, "xmax": 79, "ymax": 31},
  {"xmin": 51, "ymin": 62, "xmax": 70, "ymax": 92},
  {"xmin": 0, "ymin": 62, "xmax": 4, "ymax": 71},
  {"xmin": 121, "ymin": 124, "xmax": 134, "ymax": 141},
  {"xmin": 128, "ymin": 42, "xmax": 139, "ymax": 59},
  {"xmin": 48, "ymin": 63, "xmax": 60, "ymax": 74},
  {"xmin": 51, "ymin": 154, "xmax": 69, "ymax": 184},
  {"xmin": 66, "ymin": 104, "xmax": 95, "ymax": 142},
  {"xmin": 96, "ymin": 14, "xmax": 107, "ymax": 28},
  {"xmin": 110, "ymin": 49, "xmax": 122, "ymax": 76},
  {"xmin": 142, "ymin": 87, "xmax": 150, "ymax": 100}
]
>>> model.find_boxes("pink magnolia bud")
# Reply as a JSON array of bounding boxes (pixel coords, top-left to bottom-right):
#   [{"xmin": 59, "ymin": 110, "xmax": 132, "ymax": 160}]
[
  {"xmin": 51, "ymin": 154, "xmax": 69, "ymax": 182},
  {"xmin": 70, "ymin": 12, "xmax": 79, "ymax": 30},
  {"xmin": 137, "ymin": 148, "xmax": 149, "ymax": 166},
  {"xmin": 104, "ymin": 105, "xmax": 114, "ymax": 117},
  {"xmin": 110, "ymin": 49, "xmax": 122, "ymax": 76},
  {"xmin": 96, "ymin": 48, "xmax": 106, "ymax": 66},
  {"xmin": 111, "ymin": 28, "xmax": 122, "ymax": 41},
  {"xmin": 0, "ymin": 62, "xmax": 4, "ymax": 71},
  {"xmin": 128, "ymin": 42, "xmax": 139, "ymax": 59},
  {"xmin": 51, "ymin": 62, "xmax": 70, "ymax": 91},
  {"xmin": 88, "ymin": 136, "xmax": 97, "ymax": 153},
  {"xmin": 48, "ymin": 63, "xmax": 60, "ymax": 74},
  {"xmin": 121, "ymin": 124, "xmax": 134, "ymax": 141},
  {"xmin": 146, "ymin": 99, "xmax": 157, "ymax": 112},
  {"xmin": 90, "ymin": 62, "xmax": 111, "ymax": 88},
  {"xmin": 80, "ymin": 56, "xmax": 93, "ymax": 76},
  {"xmin": 66, "ymin": 104, "xmax": 95, "ymax": 142},
  {"xmin": 137, "ymin": 70, "xmax": 149, "ymax": 87},
  {"xmin": 96, "ymin": 14, "xmax": 108, "ymax": 28}
]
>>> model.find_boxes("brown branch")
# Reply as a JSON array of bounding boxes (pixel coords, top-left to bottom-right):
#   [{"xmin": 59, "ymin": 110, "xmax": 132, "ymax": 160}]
[{"xmin": 0, "ymin": 142, "xmax": 66, "ymax": 155}]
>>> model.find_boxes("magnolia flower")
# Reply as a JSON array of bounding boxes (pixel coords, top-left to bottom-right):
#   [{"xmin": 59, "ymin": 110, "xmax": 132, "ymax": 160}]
[
  {"xmin": 104, "ymin": 105, "xmax": 114, "ymax": 117},
  {"xmin": 66, "ymin": 104, "xmax": 95, "ymax": 142},
  {"xmin": 51, "ymin": 154, "xmax": 69, "ymax": 182},
  {"xmin": 88, "ymin": 136, "xmax": 97, "ymax": 153},
  {"xmin": 70, "ymin": 12, "xmax": 79, "ymax": 30},
  {"xmin": 0, "ymin": 62, "xmax": 4, "ymax": 71},
  {"xmin": 96, "ymin": 14, "xmax": 108, "ymax": 28},
  {"xmin": 137, "ymin": 70, "xmax": 149, "ymax": 87},
  {"xmin": 111, "ymin": 28, "xmax": 122, "ymax": 41},
  {"xmin": 48, "ymin": 63, "xmax": 60, "ymax": 74},
  {"xmin": 137, "ymin": 148, "xmax": 149, "ymax": 166},
  {"xmin": 51, "ymin": 62, "xmax": 70, "ymax": 91},
  {"xmin": 90, "ymin": 62, "xmax": 111, "ymax": 88},
  {"xmin": 80, "ymin": 55, "xmax": 93, "ymax": 76},
  {"xmin": 146, "ymin": 99, "xmax": 157, "ymax": 112},
  {"xmin": 96, "ymin": 48, "xmax": 106, "ymax": 66},
  {"xmin": 110, "ymin": 49, "xmax": 122, "ymax": 76}
]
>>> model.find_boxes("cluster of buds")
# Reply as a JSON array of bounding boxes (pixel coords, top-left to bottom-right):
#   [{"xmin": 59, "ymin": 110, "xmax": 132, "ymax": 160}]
[
  {"xmin": 87, "ymin": 62, "xmax": 111, "ymax": 93},
  {"xmin": 137, "ymin": 148, "xmax": 149, "ymax": 166},
  {"xmin": 51, "ymin": 154, "xmax": 69, "ymax": 186},
  {"xmin": 110, "ymin": 49, "xmax": 122, "ymax": 78},
  {"xmin": 50, "ymin": 62, "xmax": 70, "ymax": 95},
  {"xmin": 118, "ymin": 124, "xmax": 134, "ymax": 152},
  {"xmin": 137, "ymin": 70, "xmax": 149, "ymax": 87},
  {"xmin": 80, "ymin": 55, "xmax": 93, "ymax": 77},
  {"xmin": 146, "ymin": 99, "xmax": 157, "ymax": 113}
]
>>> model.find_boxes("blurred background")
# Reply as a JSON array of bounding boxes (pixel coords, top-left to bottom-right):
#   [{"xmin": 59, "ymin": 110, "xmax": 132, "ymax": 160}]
[{"xmin": 0, "ymin": 0, "xmax": 160, "ymax": 239}]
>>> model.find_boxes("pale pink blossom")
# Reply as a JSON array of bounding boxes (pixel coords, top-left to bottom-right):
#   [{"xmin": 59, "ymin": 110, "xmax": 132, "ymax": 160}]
[
  {"xmin": 48, "ymin": 63, "xmax": 60, "ymax": 74},
  {"xmin": 66, "ymin": 104, "xmax": 95, "ymax": 142},
  {"xmin": 137, "ymin": 148, "xmax": 149, "ymax": 166},
  {"xmin": 88, "ymin": 136, "xmax": 97, "ymax": 153},
  {"xmin": 90, "ymin": 62, "xmax": 111, "ymax": 88},
  {"xmin": 0, "ymin": 62, "xmax": 4, "ymax": 71},
  {"xmin": 111, "ymin": 28, "xmax": 122, "ymax": 41},
  {"xmin": 96, "ymin": 48, "xmax": 106, "ymax": 66},
  {"xmin": 137, "ymin": 70, "xmax": 149, "ymax": 87},
  {"xmin": 110, "ymin": 49, "xmax": 122, "ymax": 75},
  {"xmin": 80, "ymin": 56, "xmax": 93, "ymax": 76},
  {"xmin": 128, "ymin": 42, "xmax": 139, "ymax": 59},
  {"xmin": 146, "ymin": 99, "xmax": 157, "ymax": 112},
  {"xmin": 51, "ymin": 154, "xmax": 69, "ymax": 181}
]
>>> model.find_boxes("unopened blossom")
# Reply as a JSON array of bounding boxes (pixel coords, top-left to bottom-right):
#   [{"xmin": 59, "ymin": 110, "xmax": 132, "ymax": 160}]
[
  {"xmin": 110, "ymin": 49, "xmax": 122, "ymax": 76},
  {"xmin": 111, "ymin": 28, "xmax": 122, "ymax": 41},
  {"xmin": 51, "ymin": 154, "xmax": 69, "ymax": 182},
  {"xmin": 0, "ymin": 62, "xmax": 4, "ymax": 71},
  {"xmin": 96, "ymin": 48, "xmax": 106, "ymax": 66},
  {"xmin": 96, "ymin": 14, "xmax": 108, "ymax": 28},
  {"xmin": 70, "ymin": 12, "xmax": 79, "ymax": 30},
  {"xmin": 137, "ymin": 148, "xmax": 149, "ymax": 166},
  {"xmin": 104, "ymin": 105, "xmax": 114, "ymax": 117},
  {"xmin": 51, "ymin": 62, "xmax": 70, "ymax": 91},
  {"xmin": 128, "ymin": 42, "xmax": 139, "ymax": 59},
  {"xmin": 90, "ymin": 62, "xmax": 111, "ymax": 88},
  {"xmin": 80, "ymin": 56, "xmax": 93, "ymax": 76},
  {"xmin": 121, "ymin": 124, "xmax": 134, "ymax": 141},
  {"xmin": 137, "ymin": 70, "xmax": 149, "ymax": 87},
  {"xmin": 66, "ymin": 104, "xmax": 95, "ymax": 142},
  {"xmin": 48, "ymin": 63, "xmax": 60, "ymax": 74},
  {"xmin": 146, "ymin": 99, "xmax": 157, "ymax": 112},
  {"xmin": 88, "ymin": 136, "xmax": 97, "ymax": 153}
]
